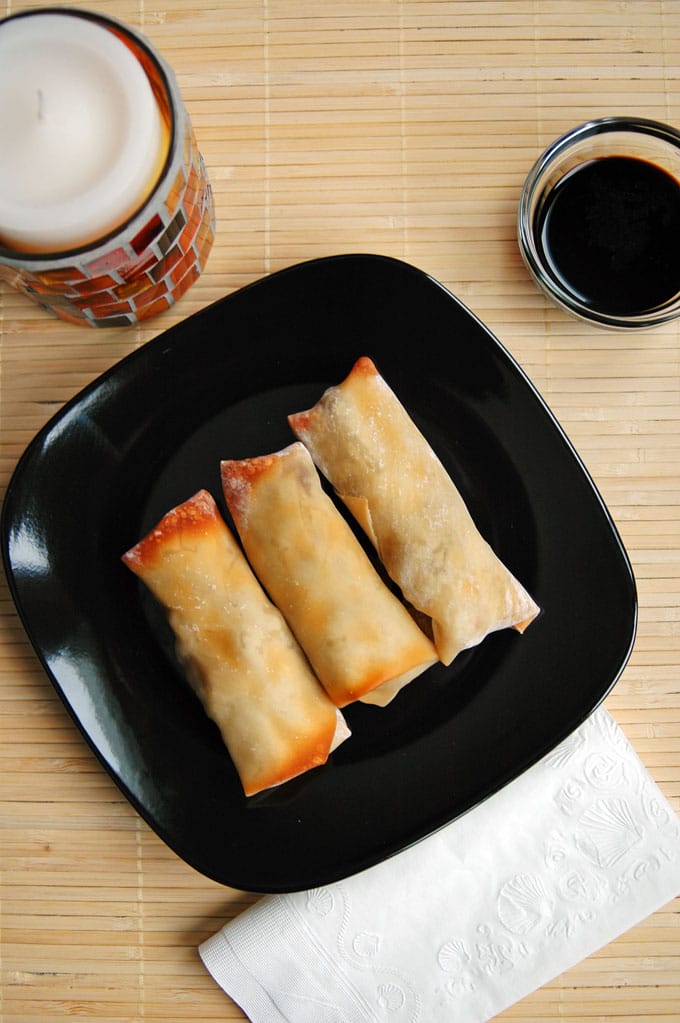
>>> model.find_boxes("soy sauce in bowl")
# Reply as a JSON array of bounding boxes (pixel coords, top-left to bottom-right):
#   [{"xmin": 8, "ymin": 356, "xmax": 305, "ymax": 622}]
[
  {"xmin": 518, "ymin": 117, "xmax": 680, "ymax": 329},
  {"xmin": 536, "ymin": 156, "xmax": 680, "ymax": 317}
]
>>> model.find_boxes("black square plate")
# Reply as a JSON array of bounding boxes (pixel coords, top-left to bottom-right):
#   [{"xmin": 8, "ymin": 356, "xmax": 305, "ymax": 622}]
[{"xmin": 2, "ymin": 254, "xmax": 637, "ymax": 892}]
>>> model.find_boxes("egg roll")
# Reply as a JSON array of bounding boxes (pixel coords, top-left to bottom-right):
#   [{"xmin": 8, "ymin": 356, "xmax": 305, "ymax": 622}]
[
  {"xmin": 122, "ymin": 489, "xmax": 349, "ymax": 796},
  {"xmin": 289, "ymin": 356, "xmax": 539, "ymax": 666},
  {"xmin": 220, "ymin": 442, "xmax": 437, "ymax": 708}
]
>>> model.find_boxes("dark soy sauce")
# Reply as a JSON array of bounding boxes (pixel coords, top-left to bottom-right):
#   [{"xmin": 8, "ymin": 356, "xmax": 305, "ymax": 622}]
[{"xmin": 536, "ymin": 155, "xmax": 680, "ymax": 316}]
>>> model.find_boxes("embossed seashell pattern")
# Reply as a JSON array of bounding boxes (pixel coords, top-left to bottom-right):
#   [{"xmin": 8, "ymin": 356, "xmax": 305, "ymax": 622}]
[
  {"xmin": 497, "ymin": 874, "xmax": 553, "ymax": 934},
  {"xmin": 376, "ymin": 982, "xmax": 406, "ymax": 1012},
  {"xmin": 306, "ymin": 887, "xmax": 334, "ymax": 917},
  {"xmin": 437, "ymin": 938, "xmax": 471, "ymax": 973},
  {"xmin": 578, "ymin": 797, "xmax": 643, "ymax": 868}
]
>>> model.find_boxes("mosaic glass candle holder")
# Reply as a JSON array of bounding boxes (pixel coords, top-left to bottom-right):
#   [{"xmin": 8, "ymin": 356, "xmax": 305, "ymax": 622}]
[{"xmin": 0, "ymin": 9, "xmax": 215, "ymax": 328}]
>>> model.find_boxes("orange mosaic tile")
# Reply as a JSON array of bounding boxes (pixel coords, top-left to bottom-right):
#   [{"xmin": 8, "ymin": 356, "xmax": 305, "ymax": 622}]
[
  {"xmin": 72, "ymin": 275, "xmax": 119, "ymax": 295},
  {"xmin": 184, "ymin": 163, "xmax": 200, "ymax": 205},
  {"xmin": 115, "ymin": 275, "xmax": 154, "ymax": 300},
  {"xmin": 196, "ymin": 226, "xmax": 213, "ymax": 267},
  {"xmin": 79, "ymin": 298, "xmax": 134, "ymax": 317},
  {"xmin": 169, "ymin": 248, "xmax": 198, "ymax": 287},
  {"xmin": 134, "ymin": 280, "xmax": 169, "ymax": 308},
  {"xmin": 35, "ymin": 266, "xmax": 88, "ymax": 286},
  {"xmin": 54, "ymin": 309, "xmax": 91, "ymax": 325},
  {"xmin": 172, "ymin": 263, "xmax": 200, "ymax": 302},
  {"xmin": 179, "ymin": 210, "xmax": 202, "ymax": 253},
  {"xmin": 136, "ymin": 295, "xmax": 170, "ymax": 320},
  {"xmin": 150, "ymin": 244, "xmax": 184, "ymax": 283},
  {"xmin": 166, "ymin": 167, "xmax": 187, "ymax": 216},
  {"xmin": 26, "ymin": 278, "xmax": 80, "ymax": 297}
]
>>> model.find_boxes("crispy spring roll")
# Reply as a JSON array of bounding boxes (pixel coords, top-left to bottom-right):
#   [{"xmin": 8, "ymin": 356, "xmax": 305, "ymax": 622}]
[
  {"xmin": 289, "ymin": 357, "xmax": 540, "ymax": 666},
  {"xmin": 220, "ymin": 442, "xmax": 437, "ymax": 708},
  {"xmin": 122, "ymin": 489, "xmax": 349, "ymax": 796}
]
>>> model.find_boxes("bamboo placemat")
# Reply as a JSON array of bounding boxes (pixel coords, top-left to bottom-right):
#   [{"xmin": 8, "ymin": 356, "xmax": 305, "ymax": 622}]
[{"xmin": 1, "ymin": 2, "xmax": 678, "ymax": 1021}]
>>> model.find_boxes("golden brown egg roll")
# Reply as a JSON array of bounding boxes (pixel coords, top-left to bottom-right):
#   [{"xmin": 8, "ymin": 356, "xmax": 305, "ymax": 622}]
[
  {"xmin": 122, "ymin": 489, "xmax": 349, "ymax": 796},
  {"xmin": 220, "ymin": 442, "xmax": 437, "ymax": 708},
  {"xmin": 289, "ymin": 356, "xmax": 539, "ymax": 666}
]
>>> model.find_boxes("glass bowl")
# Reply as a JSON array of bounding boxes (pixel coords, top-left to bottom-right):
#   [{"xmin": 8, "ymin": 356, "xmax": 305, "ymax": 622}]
[{"xmin": 517, "ymin": 116, "xmax": 680, "ymax": 329}]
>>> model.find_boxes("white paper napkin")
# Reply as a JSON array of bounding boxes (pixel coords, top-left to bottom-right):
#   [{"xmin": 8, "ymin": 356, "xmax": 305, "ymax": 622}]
[{"xmin": 199, "ymin": 707, "xmax": 680, "ymax": 1023}]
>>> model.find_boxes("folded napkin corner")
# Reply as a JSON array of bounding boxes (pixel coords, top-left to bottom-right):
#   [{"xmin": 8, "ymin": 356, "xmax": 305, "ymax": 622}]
[{"xmin": 200, "ymin": 708, "xmax": 680, "ymax": 1023}]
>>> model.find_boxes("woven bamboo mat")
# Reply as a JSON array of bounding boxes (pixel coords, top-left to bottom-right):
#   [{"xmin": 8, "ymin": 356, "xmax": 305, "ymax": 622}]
[{"xmin": 1, "ymin": 1, "xmax": 679, "ymax": 1020}]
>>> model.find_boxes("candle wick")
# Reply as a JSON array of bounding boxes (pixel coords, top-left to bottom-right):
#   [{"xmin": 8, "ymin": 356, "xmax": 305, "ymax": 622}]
[{"xmin": 37, "ymin": 89, "xmax": 45, "ymax": 121}]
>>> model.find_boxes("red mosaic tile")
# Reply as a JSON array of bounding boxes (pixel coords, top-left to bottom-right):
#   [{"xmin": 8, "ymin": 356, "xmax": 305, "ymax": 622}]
[
  {"xmin": 134, "ymin": 280, "xmax": 169, "ymax": 308},
  {"xmin": 85, "ymin": 246, "xmax": 129, "ymax": 276},
  {"xmin": 119, "ymin": 253, "xmax": 157, "ymax": 282},
  {"xmin": 130, "ymin": 213, "xmax": 164, "ymax": 256}
]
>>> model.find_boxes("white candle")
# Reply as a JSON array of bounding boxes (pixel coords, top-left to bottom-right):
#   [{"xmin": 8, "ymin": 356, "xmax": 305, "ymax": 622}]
[{"xmin": 0, "ymin": 12, "xmax": 169, "ymax": 253}]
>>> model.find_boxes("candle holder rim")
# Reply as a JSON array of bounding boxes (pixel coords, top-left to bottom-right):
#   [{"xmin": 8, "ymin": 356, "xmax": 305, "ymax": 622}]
[{"xmin": 0, "ymin": 5, "xmax": 177, "ymax": 263}]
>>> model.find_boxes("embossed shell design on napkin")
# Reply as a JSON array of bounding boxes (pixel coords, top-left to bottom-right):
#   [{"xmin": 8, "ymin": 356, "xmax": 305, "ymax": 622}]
[
  {"xmin": 496, "ymin": 874, "xmax": 554, "ymax": 935},
  {"xmin": 576, "ymin": 797, "xmax": 643, "ymax": 868}
]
